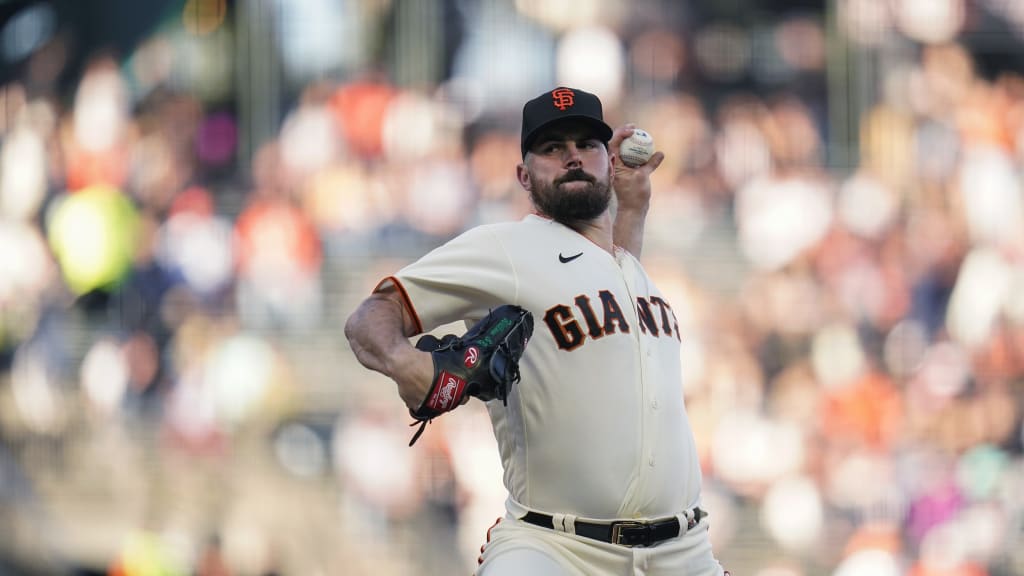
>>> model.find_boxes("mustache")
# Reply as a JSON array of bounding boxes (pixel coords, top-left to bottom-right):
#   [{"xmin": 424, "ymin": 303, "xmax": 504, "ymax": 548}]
[{"xmin": 555, "ymin": 169, "xmax": 596, "ymax": 186}]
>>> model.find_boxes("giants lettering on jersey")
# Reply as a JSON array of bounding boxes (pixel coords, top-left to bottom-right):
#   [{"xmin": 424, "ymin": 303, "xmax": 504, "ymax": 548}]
[{"xmin": 543, "ymin": 291, "xmax": 681, "ymax": 350}]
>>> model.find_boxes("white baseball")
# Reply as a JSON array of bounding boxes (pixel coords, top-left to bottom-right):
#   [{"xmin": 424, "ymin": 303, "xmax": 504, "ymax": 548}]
[{"xmin": 618, "ymin": 129, "xmax": 654, "ymax": 167}]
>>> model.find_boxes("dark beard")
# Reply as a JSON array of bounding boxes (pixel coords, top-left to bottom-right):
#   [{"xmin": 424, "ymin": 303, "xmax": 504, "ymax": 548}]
[{"xmin": 530, "ymin": 168, "xmax": 611, "ymax": 224}]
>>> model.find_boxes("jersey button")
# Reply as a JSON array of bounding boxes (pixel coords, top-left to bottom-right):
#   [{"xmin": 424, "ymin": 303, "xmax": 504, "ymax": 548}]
[
  {"xmin": 648, "ymin": 456, "xmax": 655, "ymax": 467},
  {"xmin": 651, "ymin": 400, "xmax": 659, "ymax": 409}
]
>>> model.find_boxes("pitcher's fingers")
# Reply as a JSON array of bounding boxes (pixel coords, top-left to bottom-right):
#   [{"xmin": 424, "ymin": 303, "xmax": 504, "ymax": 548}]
[{"xmin": 608, "ymin": 123, "xmax": 637, "ymax": 151}]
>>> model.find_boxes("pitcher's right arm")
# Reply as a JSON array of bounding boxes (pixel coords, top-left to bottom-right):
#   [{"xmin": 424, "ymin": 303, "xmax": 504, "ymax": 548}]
[{"xmin": 344, "ymin": 282, "xmax": 433, "ymax": 410}]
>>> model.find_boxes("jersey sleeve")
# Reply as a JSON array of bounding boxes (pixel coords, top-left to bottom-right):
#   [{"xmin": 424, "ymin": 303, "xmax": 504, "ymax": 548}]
[{"xmin": 382, "ymin": 225, "xmax": 517, "ymax": 333}]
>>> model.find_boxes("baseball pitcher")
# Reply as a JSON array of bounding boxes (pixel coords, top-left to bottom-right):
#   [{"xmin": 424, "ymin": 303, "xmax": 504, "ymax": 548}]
[{"xmin": 345, "ymin": 87, "xmax": 729, "ymax": 576}]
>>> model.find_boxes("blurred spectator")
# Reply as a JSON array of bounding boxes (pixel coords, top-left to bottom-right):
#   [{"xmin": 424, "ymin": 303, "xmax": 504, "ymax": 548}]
[
  {"xmin": 196, "ymin": 534, "xmax": 231, "ymax": 576},
  {"xmin": 157, "ymin": 186, "xmax": 235, "ymax": 307},
  {"xmin": 233, "ymin": 142, "xmax": 323, "ymax": 332},
  {"xmin": 46, "ymin": 184, "xmax": 140, "ymax": 302}
]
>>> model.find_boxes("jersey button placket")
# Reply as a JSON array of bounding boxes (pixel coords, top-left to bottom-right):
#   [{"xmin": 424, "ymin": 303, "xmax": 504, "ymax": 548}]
[{"xmin": 619, "ymin": 253, "xmax": 654, "ymax": 494}]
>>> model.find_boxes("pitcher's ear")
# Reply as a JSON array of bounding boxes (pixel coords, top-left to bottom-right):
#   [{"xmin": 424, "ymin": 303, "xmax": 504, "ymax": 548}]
[{"xmin": 516, "ymin": 163, "xmax": 532, "ymax": 191}]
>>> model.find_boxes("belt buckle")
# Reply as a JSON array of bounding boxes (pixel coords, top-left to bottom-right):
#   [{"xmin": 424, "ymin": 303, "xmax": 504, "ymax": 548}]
[
  {"xmin": 688, "ymin": 507, "xmax": 705, "ymax": 530},
  {"xmin": 610, "ymin": 521, "xmax": 649, "ymax": 547}
]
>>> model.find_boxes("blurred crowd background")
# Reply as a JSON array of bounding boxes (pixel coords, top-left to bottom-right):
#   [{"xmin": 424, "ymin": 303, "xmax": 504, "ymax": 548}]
[{"xmin": 1, "ymin": 0, "xmax": 1023, "ymax": 575}]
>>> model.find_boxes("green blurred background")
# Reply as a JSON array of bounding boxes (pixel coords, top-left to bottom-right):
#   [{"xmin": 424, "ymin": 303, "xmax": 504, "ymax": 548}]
[{"xmin": 0, "ymin": 0, "xmax": 1023, "ymax": 574}]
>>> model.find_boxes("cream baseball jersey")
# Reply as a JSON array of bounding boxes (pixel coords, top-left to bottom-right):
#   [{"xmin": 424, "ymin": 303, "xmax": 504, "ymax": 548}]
[{"xmin": 381, "ymin": 214, "xmax": 703, "ymax": 520}]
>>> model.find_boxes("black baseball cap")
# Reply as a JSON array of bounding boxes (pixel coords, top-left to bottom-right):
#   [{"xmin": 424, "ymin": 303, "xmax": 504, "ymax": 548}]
[{"xmin": 520, "ymin": 87, "xmax": 614, "ymax": 157}]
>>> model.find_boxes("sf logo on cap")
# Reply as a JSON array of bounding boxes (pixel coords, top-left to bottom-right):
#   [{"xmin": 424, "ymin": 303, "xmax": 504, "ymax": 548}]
[{"xmin": 552, "ymin": 88, "xmax": 575, "ymax": 110}]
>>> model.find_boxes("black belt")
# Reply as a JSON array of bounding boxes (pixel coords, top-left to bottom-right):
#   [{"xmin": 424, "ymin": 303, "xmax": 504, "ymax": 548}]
[{"xmin": 521, "ymin": 507, "xmax": 705, "ymax": 548}]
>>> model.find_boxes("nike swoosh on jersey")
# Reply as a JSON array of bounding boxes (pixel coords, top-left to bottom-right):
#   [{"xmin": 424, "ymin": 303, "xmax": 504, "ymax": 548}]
[{"xmin": 558, "ymin": 252, "xmax": 583, "ymax": 263}]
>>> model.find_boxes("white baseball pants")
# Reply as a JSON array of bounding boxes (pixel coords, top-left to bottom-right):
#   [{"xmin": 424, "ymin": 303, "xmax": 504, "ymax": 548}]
[{"xmin": 476, "ymin": 513, "xmax": 727, "ymax": 576}]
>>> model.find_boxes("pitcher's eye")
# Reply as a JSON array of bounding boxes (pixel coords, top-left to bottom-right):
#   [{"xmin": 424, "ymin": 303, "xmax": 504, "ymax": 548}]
[{"xmin": 539, "ymin": 142, "xmax": 563, "ymax": 154}]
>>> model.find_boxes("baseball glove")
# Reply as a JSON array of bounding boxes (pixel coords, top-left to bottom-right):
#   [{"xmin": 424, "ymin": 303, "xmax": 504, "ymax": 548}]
[{"xmin": 408, "ymin": 304, "xmax": 533, "ymax": 445}]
